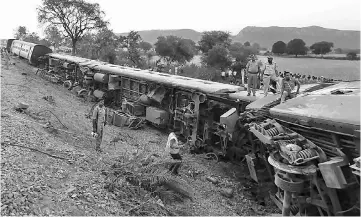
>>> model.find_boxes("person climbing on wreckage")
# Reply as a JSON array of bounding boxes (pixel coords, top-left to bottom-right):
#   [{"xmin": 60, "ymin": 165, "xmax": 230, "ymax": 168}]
[
  {"xmin": 279, "ymin": 71, "xmax": 300, "ymax": 103},
  {"xmin": 92, "ymin": 98, "xmax": 108, "ymax": 152}
]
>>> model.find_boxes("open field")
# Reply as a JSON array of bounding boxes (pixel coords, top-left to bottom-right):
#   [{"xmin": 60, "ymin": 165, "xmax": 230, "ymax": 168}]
[
  {"xmin": 152, "ymin": 55, "xmax": 359, "ymax": 81},
  {"xmin": 189, "ymin": 55, "xmax": 360, "ymax": 81},
  {"xmin": 256, "ymin": 56, "xmax": 360, "ymax": 81}
]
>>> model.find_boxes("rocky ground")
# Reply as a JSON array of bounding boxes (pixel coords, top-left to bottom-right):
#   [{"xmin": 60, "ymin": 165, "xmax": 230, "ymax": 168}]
[{"xmin": 1, "ymin": 56, "xmax": 280, "ymax": 216}]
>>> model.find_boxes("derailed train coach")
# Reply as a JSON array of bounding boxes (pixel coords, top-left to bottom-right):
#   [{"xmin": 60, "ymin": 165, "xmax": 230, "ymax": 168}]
[
  {"xmin": 10, "ymin": 40, "xmax": 52, "ymax": 65},
  {"xmin": 245, "ymin": 81, "xmax": 360, "ymax": 215},
  {"xmin": 38, "ymin": 52, "xmax": 359, "ymax": 216}
]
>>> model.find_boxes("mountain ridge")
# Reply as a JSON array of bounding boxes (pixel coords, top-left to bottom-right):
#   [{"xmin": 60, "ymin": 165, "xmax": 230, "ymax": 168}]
[{"xmin": 116, "ymin": 26, "xmax": 360, "ymax": 49}]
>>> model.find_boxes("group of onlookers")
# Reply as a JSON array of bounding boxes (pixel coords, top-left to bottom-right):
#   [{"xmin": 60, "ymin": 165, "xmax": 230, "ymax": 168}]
[{"xmin": 220, "ymin": 54, "xmax": 335, "ymax": 103}]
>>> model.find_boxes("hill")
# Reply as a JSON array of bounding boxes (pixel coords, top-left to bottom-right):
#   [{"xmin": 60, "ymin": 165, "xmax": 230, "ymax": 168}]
[{"xmin": 117, "ymin": 26, "xmax": 360, "ymax": 49}]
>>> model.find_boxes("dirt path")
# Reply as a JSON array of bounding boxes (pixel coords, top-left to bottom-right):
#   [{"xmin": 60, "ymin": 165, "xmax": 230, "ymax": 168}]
[{"xmin": 1, "ymin": 56, "xmax": 279, "ymax": 216}]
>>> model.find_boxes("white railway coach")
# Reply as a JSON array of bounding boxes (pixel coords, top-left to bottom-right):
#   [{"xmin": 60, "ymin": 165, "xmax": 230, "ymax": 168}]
[{"xmin": 10, "ymin": 40, "xmax": 52, "ymax": 65}]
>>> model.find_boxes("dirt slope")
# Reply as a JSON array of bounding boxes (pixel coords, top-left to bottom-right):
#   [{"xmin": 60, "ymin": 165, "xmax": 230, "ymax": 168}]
[{"xmin": 1, "ymin": 56, "xmax": 279, "ymax": 216}]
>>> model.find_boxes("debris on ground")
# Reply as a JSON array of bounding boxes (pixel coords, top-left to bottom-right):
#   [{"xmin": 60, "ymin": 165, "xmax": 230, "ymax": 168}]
[{"xmin": 42, "ymin": 96, "xmax": 55, "ymax": 104}]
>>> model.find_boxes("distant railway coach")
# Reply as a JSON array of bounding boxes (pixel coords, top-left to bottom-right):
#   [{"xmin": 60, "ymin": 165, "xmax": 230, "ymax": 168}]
[{"xmin": 10, "ymin": 40, "xmax": 52, "ymax": 65}]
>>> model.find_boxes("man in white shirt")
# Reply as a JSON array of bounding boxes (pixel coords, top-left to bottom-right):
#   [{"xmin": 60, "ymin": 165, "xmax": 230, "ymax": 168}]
[
  {"xmin": 261, "ymin": 56, "xmax": 280, "ymax": 97},
  {"xmin": 165, "ymin": 132, "xmax": 184, "ymax": 175}
]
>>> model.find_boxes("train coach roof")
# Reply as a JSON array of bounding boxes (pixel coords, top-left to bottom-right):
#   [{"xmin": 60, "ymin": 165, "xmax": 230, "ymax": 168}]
[
  {"xmin": 12, "ymin": 40, "xmax": 49, "ymax": 48},
  {"xmin": 243, "ymin": 83, "xmax": 322, "ymax": 108},
  {"xmin": 47, "ymin": 53, "xmax": 244, "ymax": 95},
  {"xmin": 95, "ymin": 64, "xmax": 243, "ymax": 94},
  {"xmin": 270, "ymin": 81, "xmax": 360, "ymax": 130},
  {"xmin": 47, "ymin": 53, "xmax": 90, "ymax": 64}
]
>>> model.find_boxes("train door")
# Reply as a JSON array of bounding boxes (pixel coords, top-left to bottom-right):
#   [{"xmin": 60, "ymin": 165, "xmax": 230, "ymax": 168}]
[{"xmin": 28, "ymin": 46, "xmax": 34, "ymax": 64}]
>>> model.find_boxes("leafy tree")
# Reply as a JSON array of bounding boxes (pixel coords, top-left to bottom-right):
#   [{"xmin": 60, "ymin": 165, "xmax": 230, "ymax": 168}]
[
  {"xmin": 201, "ymin": 44, "xmax": 232, "ymax": 69},
  {"xmin": 347, "ymin": 52, "xmax": 357, "ymax": 60},
  {"xmin": 154, "ymin": 35, "xmax": 196, "ymax": 65},
  {"xmin": 145, "ymin": 50, "xmax": 156, "ymax": 65},
  {"xmin": 118, "ymin": 31, "xmax": 144, "ymax": 67},
  {"xmin": 334, "ymin": 48, "xmax": 343, "ymax": 54},
  {"xmin": 14, "ymin": 26, "xmax": 28, "ymax": 40},
  {"xmin": 286, "ymin": 39, "xmax": 307, "ymax": 57},
  {"xmin": 229, "ymin": 42, "xmax": 257, "ymax": 62},
  {"xmin": 272, "ymin": 41, "xmax": 287, "ymax": 54},
  {"xmin": 252, "ymin": 42, "xmax": 261, "ymax": 50},
  {"xmin": 244, "ymin": 41, "xmax": 250, "ymax": 47},
  {"xmin": 198, "ymin": 31, "xmax": 231, "ymax": 54},
  {"xmin": 45, "ymin": 26, "xmax": 63, "ymax": 52},
  {"xmin": 310, "ymin": 41, "xmax": 334, "ymax": 55},
  {"xmin": 93, "ymin": 28, "xmax": 120, "ymax": 63},
  {"xmin": 23, "ymin": 32, "xmax": 41, "ymax": 44},
  {"xmin": 139, "ymin": 41, "xmax": 152, "ymax": 52},
  {"xmin": 37, "ymin": 0, "xmax": 108, "ymax": 55},
  {"xmin": 77, "ymin": 33, "xmax": 96, "ymax": 59}
]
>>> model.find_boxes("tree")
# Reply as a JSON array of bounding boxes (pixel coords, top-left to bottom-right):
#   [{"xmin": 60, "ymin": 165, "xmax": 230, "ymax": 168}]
[
  {"xmin": 244, "ymin": 41, "xmax": 250, "ymax": 47},
  {"xmin": 272, "ymin": 41, "xmax": 287, "ymax": 54},
  {"xmin": 229, "ymin": 42, "xmax": 257, "ymax": 62},
  {"xmin": 14, "ymin": 26, "xmax": 28, "ymax": 40},
  {"xmin": 310, "ymin": 41, "xmax": 334, "ymax": 55},
  {"xmin": 37, "ymin": 0, "xmax": 108, "ymax": 55},
  {"xmin": 155, "ymin": 36, "xmax": 196, "ymax": 65},
  {"xmin": 286, "ymin": 39, "xmax": 307, "ymax": 57},
  {"xmin": 23, "ymin": 32, "xmax": 41, "ymax": 44},
  {"xmin": 198, "ymin": 31, "xmax": 231, "ymax": 54},
  {"xmin": 252, "ymin": 42, "xmax": 261, "ymax": 50},
  {"xmin": 334, "ymin": 48, "xmax": 343, "ymax": 54},
  {"xmin": 347, "ymin": 52, "xmax": 357, "ymax": 60},
  {"xmin": 93, "ymin": 28, "xmax": 120, "ymax": 63},
  {"xmin": 139, "ymin": 41, "xmax": 152, "ymax": 52},
  {"xmin": 44, "ymin": 26, "xmax": 63, "ymax": 52},
  {"xmin": 119, "ymin": 31, "xmax": 144, "ymax": 67},
  {"xmin": 201, "ymin": 44, "xmax": 232, "ymax": 69}
]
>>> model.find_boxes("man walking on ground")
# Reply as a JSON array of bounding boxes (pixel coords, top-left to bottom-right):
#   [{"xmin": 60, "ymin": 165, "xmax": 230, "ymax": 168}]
[
  {"xmin": 261, "ymin": 55, "xmax": 280, "ymax": 97},
  {"xmin": 280, "ymin": 71, "xmax": 301, "ymax": 103},
  {"xmin": 246, "ymin": 54, "xmax": 260, "ymax": 96},
  {"xmin": 92, "ymin": 99, "xmax": 107, "ymax": 152}
]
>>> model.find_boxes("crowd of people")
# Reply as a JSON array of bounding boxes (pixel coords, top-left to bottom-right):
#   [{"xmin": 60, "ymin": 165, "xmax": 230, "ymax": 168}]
[{"xmin": 220, "ymin": 54, "xmax": 335, "ymax": 102}]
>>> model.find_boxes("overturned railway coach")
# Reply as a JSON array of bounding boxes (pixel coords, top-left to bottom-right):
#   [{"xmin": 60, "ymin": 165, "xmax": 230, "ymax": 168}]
[
  {"xmin": 10, "ymin": 40, "xmax": 52, "ymax": 65},
  {"xmin": 35, "ymin": 51, "xmax": 359, "ymax": 216}
]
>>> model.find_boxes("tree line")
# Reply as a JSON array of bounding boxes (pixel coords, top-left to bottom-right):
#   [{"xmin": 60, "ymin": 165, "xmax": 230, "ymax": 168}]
[
  {"xmin": 11, "ymin": 0, "xmax": 263, "ymax": 73},
  {"xmin": 271, "ymin": 39, "xmax": 359, "ymax": 60},
  {"xmin": 12, "ymin": 0, "xmax": 359, "ymax": 82}
]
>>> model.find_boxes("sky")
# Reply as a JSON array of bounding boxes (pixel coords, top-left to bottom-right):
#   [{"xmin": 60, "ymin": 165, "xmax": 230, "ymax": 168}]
[{"xmin": 0, "ymin": 0, "xmax": 360, "ymax": 39}]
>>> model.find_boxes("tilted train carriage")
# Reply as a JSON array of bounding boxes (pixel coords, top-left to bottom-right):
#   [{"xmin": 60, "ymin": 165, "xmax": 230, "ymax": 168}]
[{"xmin": 10, "ymin": 40, "xmax": 52, "ymax": 65}]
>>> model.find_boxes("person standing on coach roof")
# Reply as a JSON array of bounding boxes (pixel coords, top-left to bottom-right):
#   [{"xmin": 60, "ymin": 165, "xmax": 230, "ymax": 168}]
[
  {"xmin": 261, "ymin": 55, "xmax": 280, "ymax": 97},
  {"xmin": 92, "ymin": 99, "xmax": 107, "ymax": 152},
  {"xmin": 246, "ymin": 54, "xmax": 260, "ymax": 96}
]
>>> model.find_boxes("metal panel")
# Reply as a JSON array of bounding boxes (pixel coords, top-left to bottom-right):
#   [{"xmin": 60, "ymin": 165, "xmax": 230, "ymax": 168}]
[{"xmin": 270, "ymin": 82, "xmax": 360, "ymax": 134}]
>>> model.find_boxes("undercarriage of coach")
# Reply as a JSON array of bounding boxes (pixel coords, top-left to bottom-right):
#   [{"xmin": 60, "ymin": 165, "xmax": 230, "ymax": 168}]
[{"xmin": 241, "ymin": 110, "xmax": 360, "ymax": 216}]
